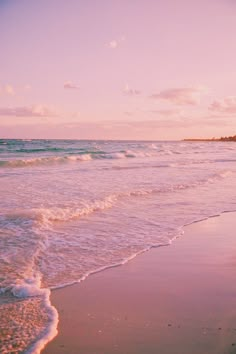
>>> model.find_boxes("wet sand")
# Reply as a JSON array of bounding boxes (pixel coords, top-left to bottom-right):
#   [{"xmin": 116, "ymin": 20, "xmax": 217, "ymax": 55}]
[{"xmin": 43, "ymin": 212, "xmax": 236, "ymax": 354}]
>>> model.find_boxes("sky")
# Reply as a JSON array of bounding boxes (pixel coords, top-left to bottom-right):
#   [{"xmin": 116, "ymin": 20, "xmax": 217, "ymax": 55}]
[{"xmin": 0, "ymin": 0, "xmax": 236, "ymax": 140}]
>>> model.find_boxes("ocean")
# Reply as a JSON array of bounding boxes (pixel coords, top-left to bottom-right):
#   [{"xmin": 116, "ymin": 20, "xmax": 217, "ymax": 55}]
[{"xmin": 0, "ymin": 139, "xmax": 236, "ymax": 353}]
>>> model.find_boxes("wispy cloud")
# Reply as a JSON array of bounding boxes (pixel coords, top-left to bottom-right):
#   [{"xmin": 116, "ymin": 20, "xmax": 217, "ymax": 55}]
[
  {"xmin": 123, "ymin": 83, "xmax": 141, "ymax": 96},
  {"xmin": 23, "ymin": 84, "xmax": 31, "ymax": 91},
  {"xmin": 209, "ymin": 96, "xmax": 236, "ymax": 114},
  {"xmin": 150, "ymin": 87, "xmax": 206, "ymax": 105},
  {"xmin": 148, "ymin": 109, "xmax": 183, "ymax": 117},
  {"xmin": 64, "ymin": 81, "xmax": 79, "ymax": 90},
  {"xmin": 0, "ymin": 104, "xmax": 58, "ymax": 117},
  {"xmin": 108, "ymin": 36, "xmax": 125, "ymax": 49},
  {"xmin": 0, "ymin": 84, "xmax": 15, "ymax": 96},
  {"xmin": 109, "ymin": 40, "xmax": 119, "ymax": 49},
  {"xmin": 124, "ymin": 111, "xmax": 133, "ymax": 116}
]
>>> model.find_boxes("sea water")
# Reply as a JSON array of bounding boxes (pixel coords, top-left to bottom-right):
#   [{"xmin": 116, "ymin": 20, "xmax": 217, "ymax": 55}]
[{"xmin": 0, "ymin": 139, "xmax": 236, "ymax": 353}]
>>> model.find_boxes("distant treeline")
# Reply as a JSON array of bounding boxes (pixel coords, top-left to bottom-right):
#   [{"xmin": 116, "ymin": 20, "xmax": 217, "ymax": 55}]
[
  {"xmin": 184, "ymin": 135, "xmax": 236, "ymax": 142},
  {"xmin": 219, "ymin": 135, "xmax": 236, "ymax": 141}
]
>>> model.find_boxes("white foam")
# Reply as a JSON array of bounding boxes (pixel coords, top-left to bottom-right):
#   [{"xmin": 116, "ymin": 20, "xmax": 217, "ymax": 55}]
[
  {"xmin": 26, "ymin": 294, "xmax": 58, "ymax": 354},
  {"xmin": 35, "ymin": 195, "xmax": 116, "ymax": 227},
  {"xmin": 125, "ymin": 150, "xmax": 152, "ymax": 158},
  {"xmin": 10, "ymin": 275, "xmax": 59, "ymax": 354},
  {"xmin": 1, "ymin": 195, "xmax": 117, "ymax": 232},
  {"xmin": 218, "ymin": 170, "xmax": 232, "ymax": 178},
  {"xmin": 107, "ymin": 152, "xmax": 126, "ymax": 159},
  {"xmin": 67, "ymin": 154, "xmax": 92, "ymax": 161},
  {"xmin": 11, "ymin": 276, "xmax": 49, "ymax": 298},
  {"xmin": 149, "ymin": 143, "xmax": 158, "ymax": 150}
]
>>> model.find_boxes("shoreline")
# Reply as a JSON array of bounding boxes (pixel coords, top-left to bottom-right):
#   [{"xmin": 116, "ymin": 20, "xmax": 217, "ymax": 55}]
[{"xmin": 43, "ymin": 212, "xmax": 236, "ymax": 354}]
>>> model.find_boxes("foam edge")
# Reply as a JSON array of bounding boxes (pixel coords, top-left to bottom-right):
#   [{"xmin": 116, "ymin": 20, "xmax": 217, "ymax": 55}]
[{"xmin": 26, "ymin": 290, "xmax": 59, "ymax": 354}]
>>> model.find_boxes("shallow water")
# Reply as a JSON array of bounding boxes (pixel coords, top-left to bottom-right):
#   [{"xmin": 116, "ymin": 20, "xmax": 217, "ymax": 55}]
[{"xmin": 0, "ymin": 139, "xmax": 236, "ymax": 353}]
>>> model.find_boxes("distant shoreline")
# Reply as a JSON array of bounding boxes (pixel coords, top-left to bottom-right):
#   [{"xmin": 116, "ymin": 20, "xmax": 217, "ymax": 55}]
[{"xmin": 183, "ymin": 135, "xmax": 236, "ymax": 142}]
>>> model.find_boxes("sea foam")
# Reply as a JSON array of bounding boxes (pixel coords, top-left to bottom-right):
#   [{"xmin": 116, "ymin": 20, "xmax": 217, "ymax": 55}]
[{"xmin": 0, "ymin": 275, "xmax": 58, "ymax": 354}]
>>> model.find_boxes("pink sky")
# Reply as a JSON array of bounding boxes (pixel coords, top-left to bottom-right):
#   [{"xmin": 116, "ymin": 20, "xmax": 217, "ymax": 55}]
[{"xmin": 0, "ymin": 0, "xmax": 236, "ymax": 139}]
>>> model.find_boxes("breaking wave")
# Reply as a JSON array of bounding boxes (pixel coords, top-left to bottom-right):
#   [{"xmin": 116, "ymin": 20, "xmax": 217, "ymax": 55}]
[
  {"xmin": 0, "ymin": 147, "xmax": 183, "ymax": 168},
  {"xmin": 0, "ymin": 154, "xmax": 92, "ymax": 167},
  {"xmin": 1, "ymin": 169, "xmax": 231, "ymax": 231},
  {"xmin": 0, "ymin": 150, "xmax": 155, "ymax": 168}
]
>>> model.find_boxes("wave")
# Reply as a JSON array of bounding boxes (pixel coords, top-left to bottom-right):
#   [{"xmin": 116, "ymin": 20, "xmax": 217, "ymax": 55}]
[
  {"xmin": 0, "ymin": 154, "xmax": 92, "ymax": 167},
  {"xmin": 0, "ymin": 146, "xmax": 189, "ymax": 168},
  {"xmin": 35, "ymin": 196, "xmax": 116, "ymax": 227},
  {"xmin": 2, "ymin": 169, "xmax": 231, "ymax": 230},
  {"xmin": 0, "ymin": 149, "xmax": 155, "ymax": 167},
  {"xmin": 1, "ymin": 196, "xmax": 116, "ymax": 232}
]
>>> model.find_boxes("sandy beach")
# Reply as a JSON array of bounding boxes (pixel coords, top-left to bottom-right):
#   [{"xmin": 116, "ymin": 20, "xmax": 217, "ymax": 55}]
[{"xmin": 43, "ymin": 212, "xmax": 236, "ymax": 354}]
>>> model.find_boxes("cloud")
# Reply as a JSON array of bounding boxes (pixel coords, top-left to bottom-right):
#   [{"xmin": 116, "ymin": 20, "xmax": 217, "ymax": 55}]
[
  {"xmin": 24, "ymin": 84, "xmax": 31, "ymax": 90},
  {"xmin": 150, "ymin": 87, "xmax": 206, "ymax": 105},
  {"xmin": 0, "ymin": 84, "xmax": 15, "ymax": 96},
  {"xmin": 209, "ymin": 96, "xmax": 236, "ymax": 114},
  {"xmin": 123, "ymin": 84, "xmax": 141, "ymax": 96},
  {"xmin": 124, "ymin": 111, "xmax": 133, "ymax": 116},
  {"xmin": 148, "ymin": 109, "xmax": 183, "ymax": 117},
  {"xmin": 64, "ymin": 81, "xmax": 79, "ymax": 90},
  {"xmin": 0, "ymin": 104, "xmax": 58, "ymax": 117},
  {"xmin": 109, "ymin": 40, "xmax": 118, "ymax": 49},
  {"xmin": 108, "ymin": 36, "xmax": 125, "ymax": 49}
]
